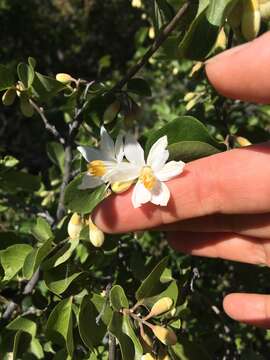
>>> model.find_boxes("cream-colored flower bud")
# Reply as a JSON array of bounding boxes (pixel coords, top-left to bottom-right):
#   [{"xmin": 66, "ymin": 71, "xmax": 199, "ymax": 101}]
[
  {"xmin": 184, "ymin": 92, "xmax": 196, "ymax": 102},
  {"xmin": 189, "ymin": 62, "xmax": 203, "ymax": 78},
  {"xmin": 146, "ymin": 297, "xmax": 173, "ymax": 319},
  {"xmin": 236, "ymin": 136, "xmax": 252, "ymax": 147},
  {"xmin": 132, "ymin": 0, "xmax": 142, "ymax": 8},
  {"xmin": 56, "ymin": 73, "xmax": 74, "ymax": 84},
  {"xmin": 151, "ymin": 325, "xmax": 177, "ymax": 346},
  {"xmin": 148, "ymin": 27, "xmax": 155, "ymax": 39},
  {"xmin": 259, "ymin": 0, "xmax": 270, "ymax": 20},
  {"xmin": 111, "ymin": 180, "xmax": 134, "ymax": 194},
  {"xmin": 103, "ymin": 101, "xmax": 121, "ymax": 124},
  {"xmin": 215, "ymin": 28, "xmax": 227, "ymax": 50},
  {"xmin": 68, "ymin": 213, "xmax": 83, "ymax": 239},
  {"xmin": 141, "ymin": 353, "xmax": 156, "ymax": 360},
  {"xmin": 16, "ymin": 81, "xmax": 25, "ymax": 96},
  {"xmin": 241, "ymin": 0, "xmax": 261, "ymax": 41},
  {"xmin": 2, "ymin": 88, "xmax": 16, "ymax": 106},
  {"xmin": 89, "ymin": 216, "xmax": 104, "ymax": 247}
]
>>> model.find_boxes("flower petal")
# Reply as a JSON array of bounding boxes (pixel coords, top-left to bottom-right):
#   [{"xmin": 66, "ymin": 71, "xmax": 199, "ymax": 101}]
[
  {"xmin": 146, "ymin": 136, "xmax": 169, "ymax": 171},
  {"xmin": 77, "ymin": 146, "xmax": 103, "ymax": 162},
  {"xmin": 156, "ymin": 161, "xmax": 185, "ymax": 182},
  {"xmin": 151, "ymin": 181, "xmax": 170, "ymax": 206},
  {"xmin": 115, "ymin": 133, "xmax": 124, "ymax": 163},
  {"xmin": 100, "ymin": 126, "xmax": 115, "ymax": 160},
  {"xmin": 124, "ymin": 133, "xmax": 145, "ymax": 166},
  {"xmin": 131, "ymin": 181, "xmax": 152, "ymax": 208},
  {"xmin": 103, "ymin": 162, "xmax": 140, "ymax": 183},
  {"xmin": 78, "ymin": 174, "xmax": 103, "ymax": 189}
]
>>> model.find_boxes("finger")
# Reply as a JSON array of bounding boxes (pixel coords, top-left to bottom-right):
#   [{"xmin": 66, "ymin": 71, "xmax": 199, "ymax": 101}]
[
  {"xmin": 93, "ymin": 143, "xmax": 270, "ymax": 233},
  {"xmin": 167, "ymin": 231, "xmax": 270, "ymax": 266},
  {"xmin": 223, "ymin": 293, "xmax": 270, "ymax": 328},
  {"xmin": 159, "ymin": 213, "xmax": 270, "ymax": 239},
  {"xmin": 206, "ymin": 32, "xmax": 270, "ymax": 104}
]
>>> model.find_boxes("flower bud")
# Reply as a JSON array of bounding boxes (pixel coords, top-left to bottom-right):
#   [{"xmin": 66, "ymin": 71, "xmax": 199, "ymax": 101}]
[
  {"xmin": 146, "ymin": 297, "xmax": 173, "ymax": 319},
  {"xmin": 140, "ymin": 330, "xmax": 153, "ymax": 353},
  {"xmin": 141, "ymin": 353, "xmax": 156, "ymax": 360},
  {"xmin": 20, "ymin": 95, "xmax": 34, "ymax": 117},
  {"xmin": 103, "ymin": 101, "xmax": 121, "ymax": 124},
  {"xmin": 68, "ymin": 213, "xmax": 83, "ymax": 239},
  {"xmin": 111, "ymin": 180, "xmax": 134, "ymax": 194},
  {"xmin": 215, "ymin": 28, "xmax": 227, "ymax": 50},
  {"xmin": 89, "ymin": 216, "xmax": 104, "ymax": 247},
  {"xmin": 259, "ymin": 0, "xmax": 270, "ymax": 20},
  {"xmin": 56, "ymin": 73, "xmax": 73, "ymax": 84},
  {"xmin": 236, "ymin": 136, "xmax": 252, "ymax": 147},
  {"xmin": 148, "ymin": 27, "xmax": 155, "ymax": 39},
  {"xmin": 2, "ymin": 88, "xmax": 16, "ymax": 106},
  {"xmin": 151, "ymin": 325, "xmax": 177, "ymax": 346},
  {"xmin": 241, "ymin": 0, "xmax": 261, "ymax": 41},
  {"xmin": 184, "ymin": 92, "xmax": 196, "ymax": 102}
]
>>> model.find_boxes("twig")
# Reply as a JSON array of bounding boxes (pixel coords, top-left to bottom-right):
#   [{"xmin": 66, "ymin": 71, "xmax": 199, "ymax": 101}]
[
  {"xmin": 112, "ymin": 1, "xmax": 190, "ymax": 91},
  {"xmin": 29, "ymin": 99, "xmax": 66, "ymax": 145},
  {"xmin": 23, "ymin": 268, "xmax": 40, "ymax": 295},
  {"xmin": 109, "ymin": 333, "xmax": 116, "ymax": 360}
]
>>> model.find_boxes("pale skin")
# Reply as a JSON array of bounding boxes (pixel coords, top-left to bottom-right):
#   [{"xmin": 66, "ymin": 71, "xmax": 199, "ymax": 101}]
[{"xmin": 93, "ymin": 32, "xmax": 270, "ymax": 328}]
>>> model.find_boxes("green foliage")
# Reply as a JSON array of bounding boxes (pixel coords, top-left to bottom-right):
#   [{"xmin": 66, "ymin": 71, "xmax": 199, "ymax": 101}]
[{"xmin": 0, "ymin": 0, "xmax": 270, "ymax": 359}]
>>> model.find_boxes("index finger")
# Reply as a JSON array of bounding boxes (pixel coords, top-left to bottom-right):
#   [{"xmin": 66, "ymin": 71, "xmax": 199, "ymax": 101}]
[
  {"xmin": 206, "ymin": 31, "xmax": 270, "ymax": 103},
  {"xmin": 93, "ymin": 143, "xmax": 270, "ymax": 233}
]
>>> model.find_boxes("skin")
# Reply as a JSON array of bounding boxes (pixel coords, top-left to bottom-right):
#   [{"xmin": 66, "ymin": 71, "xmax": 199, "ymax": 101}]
[{"xmin": 93, "ymin": 31, "xmax": 270, "ymax": 328}]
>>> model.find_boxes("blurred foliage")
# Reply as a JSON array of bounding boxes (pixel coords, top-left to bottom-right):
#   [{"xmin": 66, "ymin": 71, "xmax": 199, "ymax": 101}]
[{"xmin": 0, "ymin": 0, "xmax": 270, "ymax": 359}]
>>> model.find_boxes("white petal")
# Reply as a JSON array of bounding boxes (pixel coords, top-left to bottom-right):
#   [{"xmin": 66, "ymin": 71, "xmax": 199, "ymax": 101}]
[
  {"xmin": 78, "ymin": 174, "xmax": 103, "ymax": 189},
  {"xmin": 77, "ymin": 146, "xmax": 103, "ymax": 162},
  {"xmin": 156, "ymin": 161, "xmax": 185, "ymax": 182},
  {"xmin": 151, "ymin": 181, "xmax": 170, "ymax": 206},
  {"xmin": 146, "ymin": 136, "xmax": 169, "ymax": 171},
  {"xmin": 115, "ymin": 133, "xmax": 124, "ymax": 163},
  {"xmin": 124, "ymin": 133, "xmax": 145, "ymax": 166},
  {"xmin": 103, "ymin": 162, "xmax": 140, "ymax": 183},
  {"xmin": 100, "ymin": 126, "xmax": 115, "ymax": 160},
  {"xmin": 131, "ymin": 181, "xmax": 152, "ymax": 208}
]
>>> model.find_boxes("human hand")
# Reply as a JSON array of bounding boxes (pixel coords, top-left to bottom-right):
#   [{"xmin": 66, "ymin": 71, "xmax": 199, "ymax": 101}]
[{"xmin": 93, "ymin": 32, "xmax": 270, "ymax": 328}]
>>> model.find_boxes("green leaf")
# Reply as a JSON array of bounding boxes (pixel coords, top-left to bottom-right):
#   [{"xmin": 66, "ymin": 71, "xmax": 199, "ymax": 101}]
[
  {"xmin": 108, "ymin": 312, "xmax": 140, "ymax": 360},
  {"xmin": 42, "ymin": 238, "xmax": 79, "ymax": 270},
  {"xmin": 28, "ymin": 57, "xmax": 37, "ymax": 69},
  {"xmin": 64, "ymin": 175, "xmax": 107, "ymax": 214},
  {"xmin": 46, "ymin": 297, "xmax": 74, "ymax": 357},
  {"xmin": 146, "ymin": 116, "xmax": 226, "ymax": 153},
  {"xmin": 44, "ymin": 263, "xmax": 84, "ymax": 295},
  {"xmin": 171, "ymin": 337, "xmax": 212, "ymax": 360},
  {"xmin": 136, "ymin": 257, "xmax": 168, "ymax": 300},
  {"xmin": 31, "ymin": 72, "xmax": 66, "ymax": 101},
  {"xmin": 23, "ymin": 239, "xmax": 52, "ymax": 279},
  {"xmin": 17, "ymin": 62, "xmax": 35, "ymax": 88},
  {"xmin": 29, "ymin": 337, "xmax": 44, "ymax": 359},
  {"xmin": 31, "ymin": 217, "xmax": 53, "ymax": 242},
  {"xmin": 0, "ymin": 170, "xmax": 41, "ymax": 193},
  {"xmin": 110, "ymin": 285, "xmax": 129, "ymax": 311},
  {"xmin": 178, "ymin": 7, "xmax": 220, "ymax": 61},
  {"xmin": 46, "ymin": 141, "xmax": 65, "ymax": 173},
  {"xmin": 168, "ymin": 140, "xmax": 222, "ymax": 162},
  {"xmin": 207, "ymin": 0, "xmax": 238, "ymax": 26},
  {"xmin": 0, "ymin": 244, "xmax": 32, "ymax": 281},
  {"xmin": 126, "ymin": 78, "xmax": 152, "ymax": 97},
  {"xmin": 7, "ymin": 316, "xmax": 37, "ymax": 337},
  {"xmin": 12, "ymin": 330, "xmax": 32, "ymax": 360},
  {"xmin": 0, "ymin": 64, "xmax": 15, "ymax": 91},
  {"xmin": 78, "ymin": 294, "xmax": 113, "ymax": 351}
]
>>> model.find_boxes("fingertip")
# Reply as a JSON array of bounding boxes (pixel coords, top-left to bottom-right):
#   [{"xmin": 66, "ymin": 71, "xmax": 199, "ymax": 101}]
[{"xmin": 206, "ymin": 31, "xmax": 270, "ymax": 104}]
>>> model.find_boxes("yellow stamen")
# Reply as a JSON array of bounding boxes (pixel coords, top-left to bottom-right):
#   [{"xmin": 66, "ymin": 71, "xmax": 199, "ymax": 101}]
[
  {"xmin": 139, "ymin": 166, "xmax": 156, "ymax": 190},
  {"xmin": 87, "ymin": 160, "xmax": 106, "ymax": 177}
]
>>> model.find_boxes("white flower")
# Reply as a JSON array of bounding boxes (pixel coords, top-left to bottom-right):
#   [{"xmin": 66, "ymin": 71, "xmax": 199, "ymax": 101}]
[
  {"xmin": 122, "ymin": 134, "xmax": 185, "ymax": 208},
  {"xmin": 77, "ymin": 126, "xmax": 126, "ymax": 189}
]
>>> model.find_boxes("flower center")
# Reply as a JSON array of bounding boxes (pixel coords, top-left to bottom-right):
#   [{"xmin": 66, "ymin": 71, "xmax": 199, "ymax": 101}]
[
  {"xmin": 139, "ymin": 166, "xmax": 156, "ymax": 190},
  {"xmin": 87, "ymin": 160, "xmax": 106, "ymax": 177}
]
